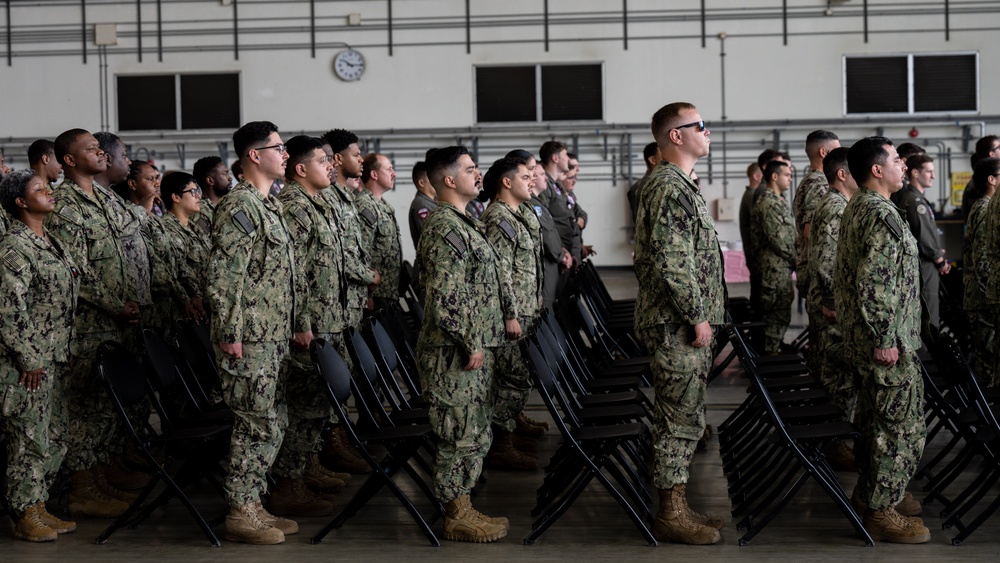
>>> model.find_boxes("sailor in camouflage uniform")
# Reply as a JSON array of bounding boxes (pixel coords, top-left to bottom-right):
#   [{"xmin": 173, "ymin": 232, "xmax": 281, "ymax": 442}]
[
  {"xmin": 417, "ymin": 146, "xmax": 512, "ymax": 543},
  {"xmin": 46, "ymin": 129, "xmax": 140, "ymax": 518},
  {"xmin": 634, "ymin": 103, "xmax": 725, "ymax": 545},
  {"xmin": 358, "ymin": 153, "xmax": 403, "ymax": 304},
  {"xmin": 750, "ymin": 160, "xmax": 796, "ymax": 354},
  {"xmin": 791, "ymin": 131, "xmax": 839, "ymax": 306},
  {"xmin": 159, "ymin": 172, "xmax": 211, "ymax": 321},
  {"xmin": 834, "ymin": 137, "xmax": 929, "ymax": 544},
  {"xmin": 480, "ymin": 157, "xmax": 544, "ymax": 470},
  {"xmin": 208, "ymin": 122, "xmax": 298, "ymax": 545},
  {"xmin": 0, "ymin": 170, "xmax": 80, "ymax": 541},
  {"xmin": 271, "ymin": 136, "xmax": 353, "ymax": 516},
  {"xmin": 190, "ymin": 156, "xmax": 233, "ymax": 239},
  {"xmin": 970, "ymin": 158, "xmax": 1000, "ymax": 385}
]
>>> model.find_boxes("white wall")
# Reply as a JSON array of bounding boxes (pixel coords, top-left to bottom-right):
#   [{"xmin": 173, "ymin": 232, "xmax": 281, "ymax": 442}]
[{"xmin": 1, "ymin": 0, "xmax": 998, "ymax": 265}]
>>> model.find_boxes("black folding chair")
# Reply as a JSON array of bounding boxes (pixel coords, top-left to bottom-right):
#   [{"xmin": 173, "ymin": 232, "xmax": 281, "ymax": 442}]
[
  {"xmin": 309, "ymin": 339, "xmax": 442, "ymax": 546},
  {"xmin": 95, "ymin": 341, "xmax": 230, "ymax": 546}
]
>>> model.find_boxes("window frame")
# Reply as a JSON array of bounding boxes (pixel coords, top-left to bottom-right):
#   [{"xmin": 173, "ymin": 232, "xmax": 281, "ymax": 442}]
[
  {"xmin": 842, "ymin": 51, "xmax": 979, "ymax": 117},
  {"xmin": 115, "ymin": 71, "xmax": 242, "ymax": 132},
  {"xmin": 472, "ymin": 62, "xmax": 606, "ymax": 125}
]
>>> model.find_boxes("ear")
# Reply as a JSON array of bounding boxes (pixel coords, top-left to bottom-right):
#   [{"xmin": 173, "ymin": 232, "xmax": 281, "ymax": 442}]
[
  {"xmin": 171, "ymin": 193, "xmax": 183, "ymax": 205},
  {"xmin": 871, "ymin": 163, "xmax": 883, "ymax": 179},
  {"xmin": 443, "ymin": 174, "xmax": 457, "ymax": 190},
  {"xmin": 40, "ymin": 153, "xmax": 50, "ymax": 165},
  {"xmin": 15, "ymin": 196, "xmax": 27, "ymax": 209},
  {"xmin": 669, "ymin": 128, "xmax": 682, "ymax": 145},
  {"xmin": 502, "ymin": 175, "xmax": 514, "ymax": 190},
  {"xmin": 837, "ymin": 168, "xmax": 848, "ymax": 182},
  {"xmin": 63, "ymin": 154, "xmax": 76, "ymax": 168},
  {"xmin": 127, "ymin": 177, "xmax": 138, "ymax": 191},
  {"xmin": 295, "ymin": 162, "xmax": 308, "ymax": 179}
]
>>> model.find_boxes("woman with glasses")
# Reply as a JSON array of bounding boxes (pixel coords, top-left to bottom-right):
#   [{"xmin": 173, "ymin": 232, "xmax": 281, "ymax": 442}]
[
  {"xmin": 159, "ymin": 171, "xmax": 210, "ymax": 323},
  {"xmin": 0, "ymin": 169, "xmax": 79, "ymax": 542}
]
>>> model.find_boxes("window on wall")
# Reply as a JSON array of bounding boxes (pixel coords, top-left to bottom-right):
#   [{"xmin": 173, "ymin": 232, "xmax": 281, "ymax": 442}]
[
  {"xmin": 475, "ymin": 63, "xmax": 604, "ymax": 123},
  {"xmin": 843, "ymin": 52, "xmax": 978, "ymax": 115},
  {"xmin": 117, "ymin": 73, "xmax": 241, "ymax": 131}
]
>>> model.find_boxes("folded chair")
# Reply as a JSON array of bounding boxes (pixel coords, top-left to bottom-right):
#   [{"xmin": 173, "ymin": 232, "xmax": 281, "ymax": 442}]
[
  {"xmin": 309, "ymin": 339, "xmax": 442, "ymax": 546},
  {"xmin": 95, "ymin": 341, "xmax": 231, "ymax": 546}
]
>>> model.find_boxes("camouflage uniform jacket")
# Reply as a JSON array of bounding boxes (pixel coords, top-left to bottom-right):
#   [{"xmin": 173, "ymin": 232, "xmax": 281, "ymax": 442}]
[
  {"xmin": 0, "ymin": 221, "xmax": 79, "ymax": 369},
  {"xmin": 408, "ymin": 191, "xmax": 437, "ymax": 248},
  {"xmin": 751, "ymin": 188, "xmax": 796, "ymax": 286},
  {"xmin": 633, "ymin": 162, "xmax": 725, "ymax": 329},
  {"xmin": 896, "ymin": 184, "xmax": 945, "ymax": 265},
  {"xmin": 324, "ymin": 182, "xmax": 374, "ymax": 326},
  {"xmin": 965, "ymin": 195, "xmax": 991, "ymax": 311},
  {"xmin": 807, "ymin": 189, "xmax": 848, "ymax": 324},
  {"xmin": 0, "ymin": 209, "xmax": 8, "ymax": 237},
  {"xmin": 416, "ymin": 202, "xmax": 507, "ymax": 355},
  {"xmin": 984, "ymin": 193, "xmax": 1000, "ymax": 304},
  {"xmin": 46, "ymin": 179, "xmax": 137, "ymax": 334},
  {"xmin": 834, "ymin": 188, "xmax": 920, "ymax": 353},
  {"xmin": 792, "ymin": 168, "xmax": 829, "ymax": 273},
  {"xmin": 190, "ymin": 198, "xmax": 216, "ymax": 240},
  {"xmin": 354, "ymin": 188, "xmax": 403, "ymax": 300},
  {"xmin": 208, "ymin": 180, "xmax": 297, "ymax": 344},
  {"xmin": 278, "ymin": 181, "xmax": 348, "ymax": 335},
  {"xmin": 133, "ymin": 205, "xmax": 188, "ymax": 310},
  {"xmin": 161, "ymin": 212, "xmax": 211, "ymax": 300},
  {"xmin": 481, "ymin": 200, "xmax": 543, "ymax": 322}
]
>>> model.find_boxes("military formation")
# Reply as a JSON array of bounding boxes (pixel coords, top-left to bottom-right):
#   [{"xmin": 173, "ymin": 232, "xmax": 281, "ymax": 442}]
[{"xmin": 0, "ymin": 112, "xmax": 997, "ymax": 549}]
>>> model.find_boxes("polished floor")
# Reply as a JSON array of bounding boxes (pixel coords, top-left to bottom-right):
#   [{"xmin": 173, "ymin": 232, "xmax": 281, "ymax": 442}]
[{"xmin": 3, "ymin": 272, "xmax": 1000, "ymax": 561}]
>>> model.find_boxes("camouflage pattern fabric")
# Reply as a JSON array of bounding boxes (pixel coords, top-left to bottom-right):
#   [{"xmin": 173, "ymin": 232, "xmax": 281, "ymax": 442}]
[
  {"xmin": 161, "ymin": 211, "xmax": 211, "ymax": 302},
  {"xmin": 354, "ymin": 189, "xmax": 403, "ymax": 301},
  {"xmin": 964, "ymin": 196, "xmax": 997, "ymax": 384},
  {"xmin": 190, "ymin": 198, "xmax": 215, "ymax": 240},
  {"xmin": 633, "ymin": 161, "xmax": 725, "ymax": 489},
  {"xmin": 792, "ymin": 168, "xmax": 829, "ymax": 296},
  {"xmin": 751, "ymin": 188, "xmax": 795, "ymax": 353},
  {"xmin": 416, "ymin": 202, "xmax": 505, "ymax": 502},
  {"xmin": 324, "ymin": 183, "xmax": 373, "ymax": 331}
]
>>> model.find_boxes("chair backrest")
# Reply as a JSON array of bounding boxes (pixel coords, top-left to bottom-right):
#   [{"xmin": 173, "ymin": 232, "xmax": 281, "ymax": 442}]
[
  {"xmin": 173, "ymin": 319, "xmax": 222, "ymax": 395},
  {"xmin": 524, "ymin": 340, "xmax": 582, "ymax": 442},
  {"xmin": 312, "ymin": 338, "xmax": 353, "ymax": 408},
  {"xmin": 98, "ymin": 340, "xmax": 148, "ymax": 408},
  {"xmin": 346, "ymin": 328, "xmax": 394, "ymax": 427},
  {"xmin": 366, "ymin": 318, "xmax": 421, "ymax": 405},
  {"xmin": 142, "ymin": 329, "xmax": 203, "ymax": 423}
]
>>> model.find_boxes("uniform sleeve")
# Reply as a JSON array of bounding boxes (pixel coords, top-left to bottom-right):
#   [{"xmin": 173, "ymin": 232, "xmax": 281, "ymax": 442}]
[
  {"xmin": 809, "ymin": 209, "xmax": 839, "ymax": 310},
  {"xmin": 282, "ymin": 202, "xmax": 315, "ymax": 333},
  {"xmin": 0, "ymin": 251, "xmax": 44, "ymax": 371},
  {"xmin": 905, "ymin": 198, "xmax": 944, "ymax": 262},
  {"xmin": 762, "ymin": 198, "xmax": 797, "ymax": 265},
  {"xmin": 648, "ymin": 186, "xmax": 707, "ymax": 325},
  {"xmin": 46, "ymin": 202, "xmax": 125, "ymax": 316},
  {"xmin": 485, "ymin": 222, "xmax": 519, "ymax": 321},
  {"xmin": 342, "ymin": 218, "xmax": 376, "ymax": 286},
  {"xmin": 856, "ymin": 216, "xmax": 906, "ymax": 349},
  {"xmin": 145, "ymin": 220, "xmax": 189, "ymax": 309},
  {"xmin": 207, "ymin": 201, "xmax": 256, "ymax": 344},
  {"xmin": 970, "ymin": 202, "xmax": 992, "ymax": 296},
  {"xmin": 420, "ymin": 229, "xmax": 480, "ymax": 355}
]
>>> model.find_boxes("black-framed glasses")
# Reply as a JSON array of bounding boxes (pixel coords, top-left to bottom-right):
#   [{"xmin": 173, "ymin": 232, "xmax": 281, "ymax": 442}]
[
  {"xmin": 251, "ymin": 143, "xmax": 287, "ymax": 155},
  {"xmin": 675, "ymin": 120, "xmax": 706, "ymax": 132},
  {"xmin": 180, "ymin": 188, "xmax": 201, "ymax": 196}
]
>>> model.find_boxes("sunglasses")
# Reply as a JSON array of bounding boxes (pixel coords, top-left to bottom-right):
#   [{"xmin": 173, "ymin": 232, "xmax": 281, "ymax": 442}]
[{"xmin": 675, "ymin": 120, "xmax": 707, "ymax": 132}]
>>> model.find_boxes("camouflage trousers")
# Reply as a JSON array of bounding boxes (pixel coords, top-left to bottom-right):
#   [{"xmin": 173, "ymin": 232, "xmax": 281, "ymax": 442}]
[
  {"xmin": 1, "ymin": 362, "xmax": 69, "ymax": 513},
  {"xmin": 638, "ymin": 324, "xmax": 711, "ymax": 490},
  {"xmin": 417, "ymin": 344, "xmax": 495, "ymax": 502},
  {"xmin": 272, "ymin": 333, "xmax": 339, "ymax": 480},
  {"xmin": 854, "ymin": 350, "xmax": 926, "ymax": 510},
  {"xmin": 813, "ymin": 323, "xmax": 859, "ymax": 419},
  {"xmin": 217, "ymin": 340, "xmax": 289, "ymax": 506},
  {"xmin": 968, "ymin": 310, "xmax": 998, "ymax": 386},
  {"xmin": 759, "ymin": 273, "xmax": 793, "ymax": 354},
  {"xmin": 63, "ymin": 331, "xmax": 122, "ymax": 471},
  {"xmin": 491, "ymin": 318, "xmax": 536, "ymax": 432}
]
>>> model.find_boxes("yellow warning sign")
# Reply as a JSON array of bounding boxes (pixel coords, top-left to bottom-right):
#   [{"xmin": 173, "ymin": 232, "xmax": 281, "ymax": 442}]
[{"xmin": 952, "ymin": 171, "xmax": 972, "ymax": 208}]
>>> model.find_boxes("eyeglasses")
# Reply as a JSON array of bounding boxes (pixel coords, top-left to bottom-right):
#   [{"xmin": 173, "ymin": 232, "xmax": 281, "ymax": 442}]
[
  {"xmin": 674, "ymin": 120, "xmax": 707, "ymax": 132},
  {"xmin": 180, "ymin": 188, "xmax": 201, "ymax": 197},
  {"xmin": 251, "ymin": 143, "xmax": 287, "ymax": 155}
]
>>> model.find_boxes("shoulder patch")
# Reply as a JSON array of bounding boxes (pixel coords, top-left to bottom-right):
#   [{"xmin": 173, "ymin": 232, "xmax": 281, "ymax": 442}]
[
  {"xmin": 292, "ymin": 206, "xmax": 311, "ymax": 228},
  {"xmin": 533, "ymin": 205, "xmax": 543, "ymax": 218},
  {"xmin": 56, "ymin": 204, "xmax": 84, "ymax": 225},
  {"xmin": 675, "ymin": 191, "xmax": 695, "ymax": 217},
  {"xmin": 444, "ymin": 230, "xmax": 467, "ymax": 257},
  {"xmin": 882, "ymin": 213, "xmax": 904, "ymax": 240},
  {"xmin": 916, "ymin": 203, "xmax": 927, "ymax": 216},
  {"xmin": 498, "ymin": 219, "xmax": 517, "ymax": 241},
  {"xmin": 1, "ymin": 249, "xmax": 26, "ymax": 273},
  {"xmin": 360, "ymin": 208, "xmax": 377, "ymax": 227},
  {"xmin": 417, "ymin": 208, "xmax": 430, "ymax": 220},
  {"xmin": 232, "ymin": 210, "xmax": 256, "ymax": 236}
]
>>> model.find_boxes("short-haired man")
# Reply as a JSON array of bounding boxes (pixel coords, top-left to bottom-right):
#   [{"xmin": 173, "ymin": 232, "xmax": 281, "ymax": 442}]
[
  {"xmin": 479, "ymin": 157, "xmax": 543, "ymax": 471},
  {"xmin": 190, "ymin": 155, "xmax": 232, "ymax": 236},
  {"xmin": 746, "ymin": 149, "xmax": 791, "ymax": 307},
  {"xmin": 627, "ymin": 142, "xmax": 661, "ymax": 227},
  {"xmin": 751, "ymin": 160, "xmax": 796, "ymax": 354},
  {"xmin": 358, "ymin": 153, "xmax": 403, "ymax": 304},
  {"xmin": 527, "ymin": 159, "xmax": 569, "ymax": 308},
  {"xmin": 46, "ymin": 129, "xmax": 140, "ymax": 518},
  {"xmin": 28, "ymin": 139, "xmax": 62, "ymax": 184},
  {"xmin": 961, "ymin": 135, "xmax": 1000, "ymax": 218},
  {"xmin": 271, "ymin": 135, "xmax": 352, "ymax": 517},
  {"xmin": 897, "ymin": 153, "xmax": 949, "ymax": 328},
  {"xmin": 408, "ymin": 160, "xmax": 437, "ymax": 249},
  {"xmin": 635, "ymin": 103, "xmax": 725, "ymax": 545},
  {"xmin": 834, "ymin": 137, "xmax": 928, "ymax": 543},
  {"xmin": 208, "ymin": 120, "xmax": 298, "ymax": 544},
  {"xmin": 417, "ymin": 146, "xmax": 510, "ymax": 543},
  {"xmin": 93, "ymin": 132, "xmax": 131, "ymax": 191},
  {"xmin": 738, "ymin": 161, "xmax": 762, "ymax": 257},
  {"xmin": 792, "ymin": 130, "xmax": 840, "ymax": 309}
]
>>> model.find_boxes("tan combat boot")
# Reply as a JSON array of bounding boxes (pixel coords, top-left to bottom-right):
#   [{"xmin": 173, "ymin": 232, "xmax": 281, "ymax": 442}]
[
  {"xmin": 93, "ymin": 464, "xmax": 140, "ymax": 504},
  {"xmin": 320, "ymin": 426, "xmax": 371, "ymax": 474},
  {"xmin": 224, "ymin": 503, "xmax": 285, "ymax": 545},
  {"xmin": 14, "ymin": 503, "xmax": 58, "ymax": 542},
  {"xmin": 67, "ymin": 468, "xmax": 130, "ymax": 518},
  {"xmin": 442, "ymin": 495, "xmax": 508, "ymax": 543},
  {"xmin": 37, "ymin": 504, "xmax": 76, "ymax": 533},
  {"xmin": 825, "ymin": 440, "xmax": 857, "ymax": 472},
  {"xmin": 254, "ymin": 500, "xmax": 300, "ymax": 535},
  {"xmin": 515, "ymin": 412, "xmax": 549, "ymax": 437},
  {"xmin": 103, "ymin": 456, "xmax": 151, "ymax": 491},
  {"xmin": 486, "ymin": 430, "xmax": 538, "ymax": 471},
  {"xmin": 268, "ymin": 478, "xmax": 334, "ymax": 517},
  {"xmin": 304, "ymin": 454, "xmax": 349, "ymax": 493},
  {"xmin": 863, "ymin": 506, "xmax": 931, "ymax": 544},
  {"xmin": 851, "ymin": 487, "xmax": 923, "ymax": 519},
  {"xmin": 653, "ymin": 487, "xmax": 721, "ymax": 544},
  {"xmin": 510, "ymin": 431, "xmax": 538, "ymax": 453},
  {"xmin": 672, "ymin": 483, "xmax": 725, "ymax": 529}
]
